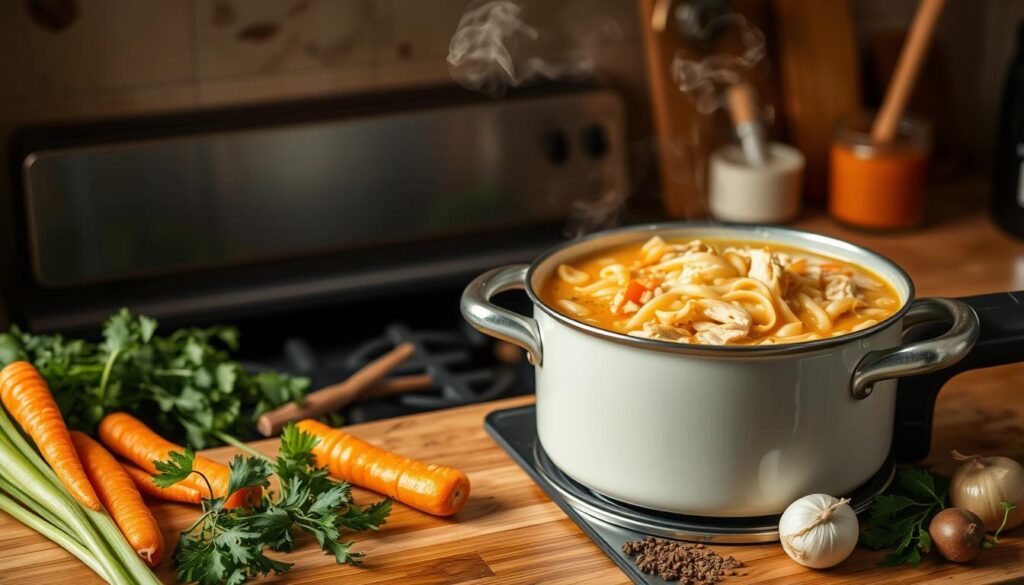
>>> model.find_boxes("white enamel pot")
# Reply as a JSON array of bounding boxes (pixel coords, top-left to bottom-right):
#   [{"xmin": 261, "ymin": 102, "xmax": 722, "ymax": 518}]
[{"xmin": 461, "ymin": 223, "xmax": 980, "ymax": 517}]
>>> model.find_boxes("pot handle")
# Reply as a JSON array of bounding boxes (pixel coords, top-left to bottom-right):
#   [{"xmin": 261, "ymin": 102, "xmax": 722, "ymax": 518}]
[
  {"xmin": 461, "ymin": 264, "xmax": 543, "ymax": 366},
  {"xmin": 851, "ymin": 298, "xmax": 980, "ymax": 399}
]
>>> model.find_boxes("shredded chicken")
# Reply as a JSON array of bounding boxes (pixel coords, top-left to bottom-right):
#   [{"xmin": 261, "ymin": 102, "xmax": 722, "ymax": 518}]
[
  {"xmin": 699, "ymin": 299, "xmax": 752, "ymax": 330},
  {"xmin": 748, "ymin": 248, "xmax": 786, "ymax": 295},
  {"xmin": 824, "ymin": 274, "xmax": 857, "ymax": 300},
  {"xmin": 628, "ymin": 322, "xmax": 692, "ymax": 342},
  {"xmin": 659, "ymin": 239, "xmax": 716, "ymax": 262},
  {"xmin": 693, "ymin": 322, "xmax": 749, "ymax": 345},
  {"xmin": 549, "ymin": 236, "xmax": 897, "ymax": 346}
]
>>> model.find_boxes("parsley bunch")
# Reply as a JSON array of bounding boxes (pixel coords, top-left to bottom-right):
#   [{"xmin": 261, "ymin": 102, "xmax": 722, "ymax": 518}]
[
  {"xmin": 0, "ymin": 309, "xmax": 309, "ymax": 448},
  {"xmin": 155, "ymin": 424, "xmax": 391, "ymax": 585},
  {"xmin": 859, "ymin": 468, "xmax": 949, "ymax": 566}
]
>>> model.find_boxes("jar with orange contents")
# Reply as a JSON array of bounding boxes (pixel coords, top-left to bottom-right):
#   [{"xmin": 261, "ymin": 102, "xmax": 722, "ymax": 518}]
[{"xmin": 829, "ymin": 112, "xmax": 931, "ymax": 230}]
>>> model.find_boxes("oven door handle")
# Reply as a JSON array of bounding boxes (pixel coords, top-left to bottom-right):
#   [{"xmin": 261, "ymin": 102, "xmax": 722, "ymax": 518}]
[
  {"xmin": 851, "ymin": 298, "xmax": 980, "ymax": 399},
  {"xmin": 461, "ymin": 265, "xmax": 543, "ymax": 366}
]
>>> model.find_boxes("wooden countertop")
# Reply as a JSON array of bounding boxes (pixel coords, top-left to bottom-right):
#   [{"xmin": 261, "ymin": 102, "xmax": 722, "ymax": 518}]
[{"xmin": 2, "ymin": 210, "xmax": 1024, "ymax": 584}]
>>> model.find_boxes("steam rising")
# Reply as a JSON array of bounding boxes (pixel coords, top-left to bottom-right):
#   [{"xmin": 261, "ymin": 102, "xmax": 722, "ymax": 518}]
[
  {"xmin": 565, "ymin": 178, "xmax": 626, "ymax": 238},
  {"xmin": 447, "ymin": 0, "xmax": 630, "ymax": 237},
  {"xmin": 447, "ymin": 1, "xmax": 597, "ymax": 96},
  {"xmin": 670, "ymin": 14, "xmax": 766, "ymax": 115}
]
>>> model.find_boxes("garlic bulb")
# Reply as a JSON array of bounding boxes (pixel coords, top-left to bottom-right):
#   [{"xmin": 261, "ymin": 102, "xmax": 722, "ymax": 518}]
[
  {"xmin": 779, "ymin": 494, "xmax": 859, "ymax": 569},
  {"xmin": 950, "ymin": 450, "xmax": 1024, "ymax": 532}
]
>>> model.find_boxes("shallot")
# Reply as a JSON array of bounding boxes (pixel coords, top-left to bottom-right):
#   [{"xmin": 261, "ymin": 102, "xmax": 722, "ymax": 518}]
[
  {"xmin": 779, "ymin": 494, "xmax": 859, "ymax": 569},
  {"xmin": 929, "ymin": 507, "xmax": 986, "ymax": 563}
]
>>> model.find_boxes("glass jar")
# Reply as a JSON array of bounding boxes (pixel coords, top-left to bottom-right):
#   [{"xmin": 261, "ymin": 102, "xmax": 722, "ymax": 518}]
[{"xmin": 829, "ymin": 111, "xmax": 931, "ymax": 230}]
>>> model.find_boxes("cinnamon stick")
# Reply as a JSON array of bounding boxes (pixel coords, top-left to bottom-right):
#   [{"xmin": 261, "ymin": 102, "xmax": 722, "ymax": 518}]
[
  {"xmin": 257, "ymin": 342, "xmax": 416, "ymax": 436},
  {"xmin": 362, "ymin": 373, "xmax": 434, "ymax": 399}
]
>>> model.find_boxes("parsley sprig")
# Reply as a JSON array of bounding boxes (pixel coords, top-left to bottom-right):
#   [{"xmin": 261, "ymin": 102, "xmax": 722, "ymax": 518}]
[
  {"xmin": 155, "ymin": 424, "xmax": 392, "ymax": 585},
  {"xmin": 859, "ymin": 468, "xmax": 949, "ymax": 566},
  {"xmin": 0, "ymin": 309, "xmax": 310, "ymax": 448}
]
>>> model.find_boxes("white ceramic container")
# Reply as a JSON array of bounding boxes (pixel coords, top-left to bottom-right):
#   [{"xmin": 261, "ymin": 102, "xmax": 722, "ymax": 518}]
[
  {"xmin": 708, "ymin": 143, "xmax": 805, "ymax": 224},
  {"xmin": 461, "ymin": 224, "xmax": 979, "ymax": 517}
]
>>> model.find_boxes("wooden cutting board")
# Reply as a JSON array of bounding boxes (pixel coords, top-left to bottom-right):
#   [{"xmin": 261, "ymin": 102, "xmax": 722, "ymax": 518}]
[{"xmin": 2, "ymin": 210, "xmax": 1024, "ymax": 584}]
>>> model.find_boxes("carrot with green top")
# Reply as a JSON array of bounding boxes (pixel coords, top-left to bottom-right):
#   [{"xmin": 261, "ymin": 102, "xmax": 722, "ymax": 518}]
[
  {"xmin": 296, "ymin": 419, "xmax": 470, "ymax": 516},
  {"xmin": 122, "ymin": 462, "xmax": 203, "ymax": 505},
  {"xmin": 70, "ymin": 431, "xmax": 165, "ymax": 567},
  {"xmin": 0, "ymin": 361, "xmax": 101, "ymax": 511},
  {"xmin": 98, "ymin": 412, "xmax": 260, "ymax": 508}
]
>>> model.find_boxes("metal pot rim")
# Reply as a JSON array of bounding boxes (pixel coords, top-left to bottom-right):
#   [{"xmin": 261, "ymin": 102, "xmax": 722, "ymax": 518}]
[{"xmin": 523, "ymin": 222, "xmax": 916, "ymax": 357}]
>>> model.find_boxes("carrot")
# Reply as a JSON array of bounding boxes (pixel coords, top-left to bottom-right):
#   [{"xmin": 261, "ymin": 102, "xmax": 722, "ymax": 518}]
[
  {"xmin": 296, "ymin": 419, "xmax": 470, "ymax": 516},
  {"xmin": 69, "ymin": 431, "xmax": 164, "ymax": 567},
  {"xmin": 0, "ymin": 361, "xmax": 101, "ymax": 511},
  {"xmin": 623, "ymin": 280, "xmax": 648, "ymax": 305},
  {"xmin": 122, "ymin": 462, "xmax": 203, "ymax": 505},
  {"xmin": 98, "ymin": 412, "xmax": 260, "ymax": 508}
]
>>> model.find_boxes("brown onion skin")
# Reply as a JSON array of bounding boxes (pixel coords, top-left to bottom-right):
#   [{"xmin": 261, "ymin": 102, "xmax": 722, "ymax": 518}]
[{"xmin": 929, "ymin": 508, "xmax": 986, "ymax": 563}]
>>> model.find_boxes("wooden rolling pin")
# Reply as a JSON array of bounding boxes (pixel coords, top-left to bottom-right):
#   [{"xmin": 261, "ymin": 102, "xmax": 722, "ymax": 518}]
[{"xmin": 257, "ymin": 343, "xmax": 417, "ymax": 436}]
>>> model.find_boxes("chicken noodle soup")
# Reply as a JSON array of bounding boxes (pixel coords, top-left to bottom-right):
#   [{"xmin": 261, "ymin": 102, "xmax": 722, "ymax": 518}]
[{"xmin": 541, "ymin": 236, "xmax": 902, "ymax": 346}]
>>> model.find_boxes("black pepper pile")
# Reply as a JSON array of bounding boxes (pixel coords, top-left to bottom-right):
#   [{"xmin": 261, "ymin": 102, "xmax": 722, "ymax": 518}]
[{"xmin": 622, "ymin": 537, "xmax": 743, "ymax": 584}]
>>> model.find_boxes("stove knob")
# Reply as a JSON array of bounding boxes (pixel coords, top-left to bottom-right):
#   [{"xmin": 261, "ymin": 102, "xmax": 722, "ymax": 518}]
[
  {"xmin": 580, "ymin": 124, "xmax": 609, "ymax": 159},
  {"xmin": 542, "ymin": 129, "xmax": 570, "ymax": 165}
]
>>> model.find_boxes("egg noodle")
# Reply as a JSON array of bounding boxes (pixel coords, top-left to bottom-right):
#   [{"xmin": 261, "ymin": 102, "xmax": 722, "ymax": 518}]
[{"xmin": 542, "ymin": 236, "xmax": 901, "ymax": 346}]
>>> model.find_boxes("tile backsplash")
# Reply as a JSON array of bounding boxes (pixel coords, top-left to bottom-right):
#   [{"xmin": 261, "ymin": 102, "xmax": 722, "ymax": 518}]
[{"xmin": 0, "ymin": 0, "xmax": 645, "ymax": 126}]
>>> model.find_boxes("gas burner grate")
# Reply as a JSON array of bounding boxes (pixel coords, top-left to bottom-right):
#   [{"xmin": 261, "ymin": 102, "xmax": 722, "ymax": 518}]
[
  {"xmin": 278, "ymin": 323, "xmax": 519, "ymax": 414},
  {"xmin": 345, "ymin": 323, "xmax": 517, "ymax": 409}
]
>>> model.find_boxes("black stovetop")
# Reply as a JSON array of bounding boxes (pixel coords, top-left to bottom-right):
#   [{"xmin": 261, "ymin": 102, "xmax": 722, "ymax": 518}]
[{"xmin": 230, "ymin": 285, "xmax": 535, "ymax": 424}]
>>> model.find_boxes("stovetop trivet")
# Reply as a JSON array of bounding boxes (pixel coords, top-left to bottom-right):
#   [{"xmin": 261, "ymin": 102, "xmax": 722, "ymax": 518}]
[{"xmin": 484, "ymin": 404, "xmax": 895, "ymax": 585}]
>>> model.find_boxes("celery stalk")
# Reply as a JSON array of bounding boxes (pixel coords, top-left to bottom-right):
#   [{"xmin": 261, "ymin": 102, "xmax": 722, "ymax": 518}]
[
  {"xmin": 0, "ymin": 414, "xmax": 137, "ymax": 584},
  {"xmin": 0, "ymin": 474, "xmax": 76, "ymax": 539},
  {"xmin": 0, "ymin": 491, "xmax": 110, "ymax": 582}
]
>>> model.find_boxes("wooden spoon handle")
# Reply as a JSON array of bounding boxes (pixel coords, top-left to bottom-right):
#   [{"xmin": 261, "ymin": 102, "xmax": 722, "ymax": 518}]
[{"xmin": 870, "ymin": 0, "xmax": 945, "ymax": 144}]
